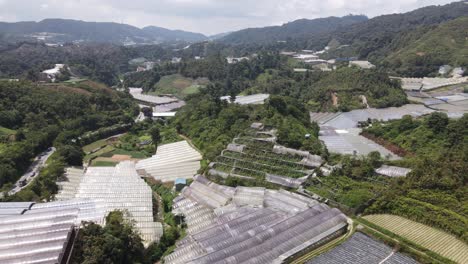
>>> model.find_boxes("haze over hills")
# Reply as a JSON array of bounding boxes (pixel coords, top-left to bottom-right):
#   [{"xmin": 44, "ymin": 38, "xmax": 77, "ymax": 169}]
[
  {"xmin": 0, "ymin": 18, "xmax": 209, "ymax": 44},
  {"xmin": 220, "ymin": 15, "xmax": 369, "ymax": 45}
]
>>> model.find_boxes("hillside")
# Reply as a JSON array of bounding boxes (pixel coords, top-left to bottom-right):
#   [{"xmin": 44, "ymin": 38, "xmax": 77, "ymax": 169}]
[
  {"xmin": 321, "ymin": 1, "xmax": 468, "ymax": 73},
  {"xmin": 0, "ymin": 19, "xmax": 208, "ymax": 44},
  {"xmin": 221, "ymin": 15, "xmax": 368, "ymax": 45},
  {"xmin": 142, "ymin": 26, "xmax": 207, "ymax": 42},
  {"xmin": 384, "ymin": 16, "xmax": 468, "ymax": 77}
]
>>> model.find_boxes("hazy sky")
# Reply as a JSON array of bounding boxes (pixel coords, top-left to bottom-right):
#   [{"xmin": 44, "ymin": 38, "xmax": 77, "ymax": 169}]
[{"xmin": 0, "ymin": 0, "xmax": 457, "ymax": 35}]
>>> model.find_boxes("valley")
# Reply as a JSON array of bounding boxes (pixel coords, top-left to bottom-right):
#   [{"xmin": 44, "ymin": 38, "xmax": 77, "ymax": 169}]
[{"xmin": 0, "ymin": 1, "xmax": 466, "ymax": 264}]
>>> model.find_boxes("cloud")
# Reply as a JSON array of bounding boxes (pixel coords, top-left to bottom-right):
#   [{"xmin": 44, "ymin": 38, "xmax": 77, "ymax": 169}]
[{"xmin": 0, "ymin": 0, "xmax": 456, "ymax": 35}]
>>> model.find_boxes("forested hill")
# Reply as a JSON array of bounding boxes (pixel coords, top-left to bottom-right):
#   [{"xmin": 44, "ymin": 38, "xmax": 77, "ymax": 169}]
[
  {"xmin": 141, "ymin": 26, "xmax": 207, "ymax": 43},
  {"xmin": 325, "ymin": 1, "xmax": 468, "ymax": 61},
  {"xmin": 383, "ymin": 16, "xmax": 468, "ymax": 77},
  {"xmin": 220, "ymin": 15, "xmax": 368, "ymax": 45},
  {"xmin": 0, "ymin": 19, "xmax": 208, "ymax": 44}
]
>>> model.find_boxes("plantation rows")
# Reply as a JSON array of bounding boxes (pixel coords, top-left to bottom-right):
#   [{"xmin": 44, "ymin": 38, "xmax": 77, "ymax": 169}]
[
  {"xmin": 223, "ymin": 150, "xmax": 310, "ymax": 170},
  {"xmin": 214, "ymin": 155, "xmax": 308, "ymax": 178},
  {"xmin": 363, "ymin": 214, "xmax": 468, "ymax": 264}
]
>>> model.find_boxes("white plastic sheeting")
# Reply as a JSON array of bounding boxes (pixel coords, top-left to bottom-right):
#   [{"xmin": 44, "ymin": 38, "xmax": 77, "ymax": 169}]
[
  {"xmin": 265, "ymin": 174, "xmax": 308, "ymax": 188},
  {"xmin": 0, "ymin": 204, "xmax": 76, "ymax": 264},
  {"xmin": 57, "ymin": 161, "xmax": 162, "ymax": 245},
  {"xmin": 56, "ymin": 167, "xmax": 84, "ymax": 201},
  {"xmin": 220, "ymin": 94, "xmax": 270, "ymax": 105},
  {"xmin": 165, "ymin": 176, "xmax": 349, "ymax": 264},
  {"xmin": 375, "ymin": 165, "xmax": 412, "ymax": 178},
  {"xmin": 137, "ymin": 141, "xmax": 202, "ymax": 182},
  {"xmin": 307, "ymin": 232, "xmax": 419, "ymax": 264},
  {"xmin": 129, "ymin": 88, "xmax": 178, "ymax": 105}
]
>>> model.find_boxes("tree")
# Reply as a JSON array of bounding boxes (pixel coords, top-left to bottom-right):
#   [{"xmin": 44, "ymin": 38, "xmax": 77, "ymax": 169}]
[
  {"xmin": 149, "ymin": 126, "xmax": 162, "ymax": 148},
  {"xmin": 141, "ymin": 107, "xmax": 153, "ymax": 117},
  {"xmin": 57, "ymin": 145, "xmax": 84, "ymax": 166},
  {"xmin": 426, "ymin": 112, "xmax": 449, "ymax": 134}
]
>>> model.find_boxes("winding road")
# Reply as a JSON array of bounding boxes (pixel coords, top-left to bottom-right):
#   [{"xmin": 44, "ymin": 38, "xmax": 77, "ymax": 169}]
[{"xmin": 8, "ymin": 147, "xmax": 56, "ymax": 195}]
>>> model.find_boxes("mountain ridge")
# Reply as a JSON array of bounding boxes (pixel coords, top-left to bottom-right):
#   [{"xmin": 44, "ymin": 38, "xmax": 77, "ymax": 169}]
[{"xmin": 0, "ymin": 18, "xmax": 209, "ymax": 44}]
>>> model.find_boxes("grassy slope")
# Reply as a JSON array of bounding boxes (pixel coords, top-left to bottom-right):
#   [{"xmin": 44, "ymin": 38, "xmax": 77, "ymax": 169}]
[
  {"xmin": 150, "ymin": 74, "xmax": 207, "ymax": 98},
  {"xmin": 0, "ymin": 126, "xmax": 16, "ymax": 136}
]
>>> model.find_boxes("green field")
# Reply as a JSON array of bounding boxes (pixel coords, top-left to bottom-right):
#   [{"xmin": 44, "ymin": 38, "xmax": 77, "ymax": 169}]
[
  {"xmin": 64, "ymin": 78, "xmax": 87, "ymax": 84},
  {"xmin": 84, "ymin": 145, "xmax": 115, "ymax": 162},
  {"xmin": 90, "ymin": 160, "xmax": 118, "ymax": 167},
  {"xmin": 0, "ymin": 126, "xmax": 16, "ymax": 136},
  {"xmin": 150, "ymin": 74, "xmax": 208, "ymax": 98},
  {"xmin": 82, "ymin": 139, "xmax": 109, "ymax": 154},
  {"xmin": 102, "ymin": 148, "xmax": 149, "ymax": 159},
  {"xmin": 363, "ymin": 214, "xmax": 468, "ymax": 264}
]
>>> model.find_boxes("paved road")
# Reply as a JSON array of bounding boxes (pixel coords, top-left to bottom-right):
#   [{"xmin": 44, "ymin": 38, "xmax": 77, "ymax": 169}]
[{"xmin": 8, "ymin": 147, "xmax": 56, "ymax": 195}]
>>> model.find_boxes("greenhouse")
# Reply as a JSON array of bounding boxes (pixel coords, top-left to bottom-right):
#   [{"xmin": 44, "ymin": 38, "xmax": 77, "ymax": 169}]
[
  {"xmin": 375, "ymin": 165, "xmax": 412, "ymax": 177},
  {"xmin": 137, "ymin": 140, "xmax": 202, "ymax": 182},
  {"xmin": 129, "ymin": 88, "xmax": 178, "ymax": 105},
  {"xmin": 220, "ymin": 93, "xmax": 270, "ymax": 105},
  {"xmin": 165, "ymin": 176, "xmax": 349, "ymax": 264},
  {"xmin": 0, "ymin": 202, "xmax": 78, "ymax": 264},
  {"xmin": 56, "ymin": 161, "xmax": 162, "ymax": 245},
  {"xmin": 55, "ymin": 167, "xmax": 84, "ymax": 201},
  {"xmin": 307, "ymin": 232, "xmax": 418, "ymax": 264}
]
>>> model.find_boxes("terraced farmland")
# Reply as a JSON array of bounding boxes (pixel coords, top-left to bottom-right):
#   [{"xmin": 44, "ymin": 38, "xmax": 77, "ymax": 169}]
[
  {"xmin": 209, "ymin": 127, "xmax": 322, "ymax": 188},
  {"xmin": 363, "ymin": 214, "xmax": 468, "ymax": 264}
]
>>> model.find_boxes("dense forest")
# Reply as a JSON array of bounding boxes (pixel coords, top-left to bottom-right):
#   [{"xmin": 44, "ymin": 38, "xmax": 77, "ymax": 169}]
[{"xmin": 0, "ymin": 80, "xmax": 137, "ymax": 193}]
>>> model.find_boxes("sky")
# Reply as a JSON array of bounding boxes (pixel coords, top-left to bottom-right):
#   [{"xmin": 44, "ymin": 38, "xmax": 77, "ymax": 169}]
[{"xmin": 0, "ymin": 0, "xmax": 457, "ymax": 35}]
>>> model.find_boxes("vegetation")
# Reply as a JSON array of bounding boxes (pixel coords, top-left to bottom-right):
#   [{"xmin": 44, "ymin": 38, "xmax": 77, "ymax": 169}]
[
  {"xmin": 383, "ymin": 16, "xmax": 468, "ymax": 77},
  {"xmin": 145, "ymin": 180, "xmax": 185, "ymax": 263},
  {"xmin": 363, "ymin": 113, "xmax": 467, "ymax": 242},
  {"xmin": 363, "ymin": 214, "xmax": 467, "ymax": 264},
  {"xmin": 149, "ymin": 74, "xmax": 208, "ymax": 98},
  {"xmin": 175, "ymin": 93, "xmax": 319, "ymax": 161},
  {"xmin": 0, "ymin": 80, "xmax": 137, "ymax": 189},
  {"xmin": 70, "ymin": 211, "xmax": 146, "ymax": 264},
  {"xmin": 306, "ymin": 152, "xmax": 387, "ymax": 211}
]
